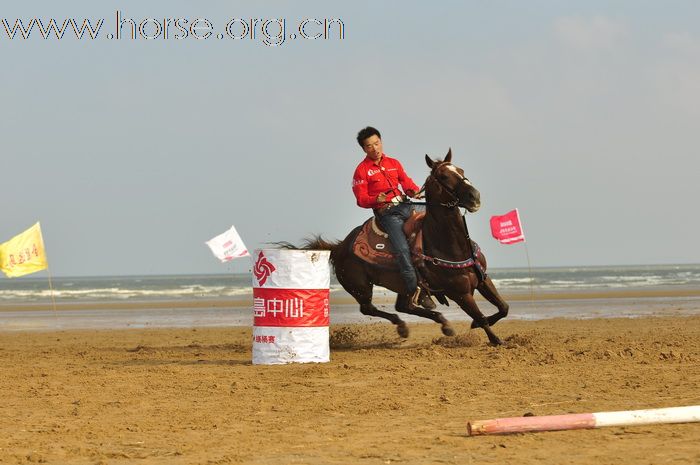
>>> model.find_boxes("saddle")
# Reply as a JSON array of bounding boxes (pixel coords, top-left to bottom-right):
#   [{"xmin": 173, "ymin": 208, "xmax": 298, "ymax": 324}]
[
  {"xmin": 351, "ymin": 211, "xmax": 425, "ymax": 269},
  {"xmin": 351, "ymin": 211, "xmax": 482, "ymax": 306}
]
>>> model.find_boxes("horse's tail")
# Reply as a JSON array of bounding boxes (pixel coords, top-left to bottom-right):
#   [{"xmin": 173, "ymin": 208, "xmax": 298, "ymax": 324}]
[
  {"xmin": 272, "ymin": 234, "xmax": 349, "ymax": 270},
  {"xmin": 302, "ymin": 236, "xmax": 343, "ymax": 267}
]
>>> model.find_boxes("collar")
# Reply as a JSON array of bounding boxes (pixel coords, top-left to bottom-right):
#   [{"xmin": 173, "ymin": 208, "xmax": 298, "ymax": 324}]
[{"xmin": 363, "ymin": 153, "xmax": 386, "ymax": 166}]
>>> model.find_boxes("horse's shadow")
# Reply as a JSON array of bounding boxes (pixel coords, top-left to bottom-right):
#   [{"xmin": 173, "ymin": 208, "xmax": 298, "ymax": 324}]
[
  {"xmin": 117, "ymin": 358, "xmax": 251, "ymax": 367},
  {"xmin": 112, "ymin": 343, "xmax": 252, "ymax": 366},
  {"xmin": 329, "ymin": 340, "xmax": 420, "ymax": 352}
]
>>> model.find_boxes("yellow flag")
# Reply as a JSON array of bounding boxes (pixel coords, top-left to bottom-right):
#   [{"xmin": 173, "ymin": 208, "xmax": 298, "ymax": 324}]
[{"xmin": 0, "ymin": 222, "xmax": 48, "ymax": 278}]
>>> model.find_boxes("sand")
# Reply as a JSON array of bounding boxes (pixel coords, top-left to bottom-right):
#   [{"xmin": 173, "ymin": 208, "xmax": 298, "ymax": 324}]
[{"xmin": 0, "ymin": 313, "xmax": 698, "ymax": 465}]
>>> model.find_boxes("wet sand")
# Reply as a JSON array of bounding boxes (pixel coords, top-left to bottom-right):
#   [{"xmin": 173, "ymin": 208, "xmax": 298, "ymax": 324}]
[
  {"xmin": 1, "ymin": 288, "xmax": 700, "ymax": 332},
  {"xmin": 0, "ymin": 312, "xmax": 698, "ymax": 464},
  {"xmin": 2, "ymin": 286, "xmax": 700, "ymax": 312}
]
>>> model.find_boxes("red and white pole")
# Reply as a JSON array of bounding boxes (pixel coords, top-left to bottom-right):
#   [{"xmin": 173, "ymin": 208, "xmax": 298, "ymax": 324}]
[
  {"xmin": 468, "ymin": 405, "xmax": 700, "ymax": 436},
  {"xmin": 251, "ymin": 249, "xmax": 330, "ymax": 365}
]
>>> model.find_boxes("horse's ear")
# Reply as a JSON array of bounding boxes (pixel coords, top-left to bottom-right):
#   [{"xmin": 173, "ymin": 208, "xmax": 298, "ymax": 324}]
[
  {"xmin": 445, "ymin": 148, "xmax": 452, "ymax": 163},
  {"xmin": 425, "ymin": 154, "xmax": 434, "ymax": 169}
]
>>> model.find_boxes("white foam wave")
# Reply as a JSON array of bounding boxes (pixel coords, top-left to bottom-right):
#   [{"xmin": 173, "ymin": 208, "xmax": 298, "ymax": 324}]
[
  {"xmin": 3, "ymin": 265, "xmax": 699, "ymax": 303},
  {"xmin": 491, "ymin": 278, "xmax": 534, "ymax": 286},
  {"xmin": 0, "ymin": 286, "xmax": 255, "ymax": 301}
]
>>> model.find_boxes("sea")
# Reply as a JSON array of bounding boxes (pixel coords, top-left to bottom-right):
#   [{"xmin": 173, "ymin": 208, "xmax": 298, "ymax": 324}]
[{"xmin": 1, "ymin": 264, "xmax": 699, "ymax": 331}]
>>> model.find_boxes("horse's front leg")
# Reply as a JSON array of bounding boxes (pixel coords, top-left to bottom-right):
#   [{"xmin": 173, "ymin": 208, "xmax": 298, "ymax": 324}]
[
  {"xmin": 451, "ymin": 292, "xmax": 503, "ymax": 345},
  {"xmin": 394, "ymin": 295, "xmax": 455, "ymax": 336},
  {"xmin": 475, "ymin": 276, "xmax": 510, "ymax": 328}
]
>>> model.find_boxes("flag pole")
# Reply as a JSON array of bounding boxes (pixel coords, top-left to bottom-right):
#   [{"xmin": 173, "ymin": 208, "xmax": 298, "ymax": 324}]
[
  {"xmin": 38, "ymin": 223, "xmax": 58, "ymax": 318},
  {"xmin": 491, "ymin": 209, "xmax": 535, "ymax": 305},
  {"xmin": 516, "ymin": 209, "xmax": 535, "ymax": 306},
  {"xmin": 46, "ymin": 266, "xmax": 58, "ymax": 316},
  {"xmin": 523, "ymin": 241, "xmax": 535, "ymax": 305}
]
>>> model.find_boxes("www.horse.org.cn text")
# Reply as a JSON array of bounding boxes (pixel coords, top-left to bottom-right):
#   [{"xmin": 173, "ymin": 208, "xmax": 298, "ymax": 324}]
[{"xmin": 1, "ymin": 11, "xmax": 345, "ymax": 46}]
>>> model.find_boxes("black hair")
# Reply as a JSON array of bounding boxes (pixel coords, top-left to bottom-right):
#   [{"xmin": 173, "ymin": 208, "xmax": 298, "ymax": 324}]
[{"xmin": 356, "ymin": 126, "xmax": 381, "ymax": 147}]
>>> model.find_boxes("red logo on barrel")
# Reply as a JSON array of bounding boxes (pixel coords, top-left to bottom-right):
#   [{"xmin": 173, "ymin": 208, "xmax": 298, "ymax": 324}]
[
  {"xmin": 254, "ymin": 250, "xmax": 276, "ymax": 286},
  {"xmin": 253, "ymin": 288, "xmax": 330, "ymax": 327}
]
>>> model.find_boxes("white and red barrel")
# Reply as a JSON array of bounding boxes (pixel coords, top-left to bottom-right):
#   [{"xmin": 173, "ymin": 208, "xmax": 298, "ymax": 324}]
[{"xmin": 251, "ymin": 248, "xmax": 330, "ymax": 365}]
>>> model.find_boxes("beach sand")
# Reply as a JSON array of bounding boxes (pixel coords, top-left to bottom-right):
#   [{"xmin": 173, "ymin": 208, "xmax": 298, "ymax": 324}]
[{"xmin": 0, "ymin": 311, "xmax": 698, "ymax": 464}]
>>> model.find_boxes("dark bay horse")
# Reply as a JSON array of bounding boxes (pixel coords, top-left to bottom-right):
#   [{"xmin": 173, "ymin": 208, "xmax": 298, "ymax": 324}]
[{"xmin": 293, "ymin": 150, "xmax": 509, "ymax": 345}]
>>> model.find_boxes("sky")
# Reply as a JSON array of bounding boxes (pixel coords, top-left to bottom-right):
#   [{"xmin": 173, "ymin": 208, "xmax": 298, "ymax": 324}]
[{"xmin": 1, "ymin": 1, "xmax": 699, "ymax": 277}]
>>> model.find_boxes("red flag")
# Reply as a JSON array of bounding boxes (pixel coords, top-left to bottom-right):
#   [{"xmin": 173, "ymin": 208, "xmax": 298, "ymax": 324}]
[{"xmin": 490, "ymin": 209, "xmax": 525, "ymax": 244}]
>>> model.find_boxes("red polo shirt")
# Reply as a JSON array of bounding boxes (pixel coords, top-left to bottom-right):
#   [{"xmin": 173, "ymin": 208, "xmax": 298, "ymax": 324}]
[{"xmin": 352, "ymin": 154, "xmax": 420, "ymax": 209}]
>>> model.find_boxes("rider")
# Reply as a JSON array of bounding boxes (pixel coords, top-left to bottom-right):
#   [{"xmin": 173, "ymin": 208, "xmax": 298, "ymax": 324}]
[{"xmin": 351, "ymin": 126, "xmax": 435, "ymax": 311}]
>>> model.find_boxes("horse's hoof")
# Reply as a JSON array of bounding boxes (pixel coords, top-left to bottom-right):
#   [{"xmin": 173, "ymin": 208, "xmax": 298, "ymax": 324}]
[
  {"xmin": 397, "ymin": 323, "xmax": 409, "ymax": 338},
  {"xmin": 441, "ymin": 325, "xmax": 455, "ymax": 337},
  {"xmin": 489, "ymin": 337, "xmax": 503, "ymax": 346}
]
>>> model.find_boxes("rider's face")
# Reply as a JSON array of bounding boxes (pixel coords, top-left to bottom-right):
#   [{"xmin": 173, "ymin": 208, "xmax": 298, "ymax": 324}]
[{"xmin": 362, "ymin": 135, "xmax": 383, "ymax": 161}]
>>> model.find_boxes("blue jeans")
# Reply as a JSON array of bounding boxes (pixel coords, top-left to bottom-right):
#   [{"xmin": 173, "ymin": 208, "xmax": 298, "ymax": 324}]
[{"xmin": 376, "ymin": 203, "xmax": 417, "ymax": 294}]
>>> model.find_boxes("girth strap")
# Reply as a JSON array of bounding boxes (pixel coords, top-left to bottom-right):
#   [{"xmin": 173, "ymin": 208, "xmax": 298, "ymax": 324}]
[{"xmin": 417, "ymin": 242, "xmax": 486, "ymax": 283}]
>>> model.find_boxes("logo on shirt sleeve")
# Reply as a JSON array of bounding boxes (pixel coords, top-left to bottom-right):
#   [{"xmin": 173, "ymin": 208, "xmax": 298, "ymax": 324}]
[{"xmin": 352, "ymin": 178, "xmax": 365, "ymax": 186}]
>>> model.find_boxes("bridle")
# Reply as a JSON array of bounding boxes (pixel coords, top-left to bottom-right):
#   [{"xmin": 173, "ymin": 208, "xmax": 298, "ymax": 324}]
[{"xmin": 427, "ymin": 162, "xmax": 472, "ymax": 208}]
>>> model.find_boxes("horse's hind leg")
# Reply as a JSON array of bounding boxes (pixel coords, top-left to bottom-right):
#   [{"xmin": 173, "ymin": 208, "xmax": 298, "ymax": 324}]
[
  {"xmin": 395, "ymin": 295, "xmax": 455, "ymax": 336},
  {"xmin": 452, "ymin": 293, "xmax": 503, "ymax": 345},
  {"xmin": 336, "ymin": 256, "xmax": 409, "ymax": 338},
  {"xmin": 360, "ymin": 295, "xmax": 409, "ymax": 338},
  {"xmin": 343, "ymin": 282, "xmax": 409, "ymax": 338},
  {"xmin": 475, "ymin": 276, "xmax": 510, "ymax": 328}
]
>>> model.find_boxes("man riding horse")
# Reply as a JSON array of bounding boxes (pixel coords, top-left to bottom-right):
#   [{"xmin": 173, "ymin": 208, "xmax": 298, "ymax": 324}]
[
  {"xmin": 351, "ymin": 126, "xmax": 435, "ymax": 311},
  {"xmin": 284, "ymin": 140, "xmax": 509, "ymax": 343}
]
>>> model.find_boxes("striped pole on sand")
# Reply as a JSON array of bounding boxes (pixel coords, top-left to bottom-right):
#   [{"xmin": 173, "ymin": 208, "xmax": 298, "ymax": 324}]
[{"xmin": 468, "ymin": 405, "xmax": 700, "ymax": 436}]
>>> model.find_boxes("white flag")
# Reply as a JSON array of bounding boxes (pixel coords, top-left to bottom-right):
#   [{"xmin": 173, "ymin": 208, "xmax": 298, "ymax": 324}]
[{"xmin": 205, "ymin": 225, "xmax": 250, "ymax": 262}]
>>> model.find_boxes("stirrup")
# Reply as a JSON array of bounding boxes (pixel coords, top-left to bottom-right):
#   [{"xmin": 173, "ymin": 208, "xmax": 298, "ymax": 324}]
[
  {"xmin": 418, "ymin": 288, "xmax": 436, "ymax": 310},
  {"xmin": 410, "ymin": 288, "xmax": 436, "ymax": 310},
  {"xmin": 409, "ymin": 288, "xmax": 423, "ymax": 310}
]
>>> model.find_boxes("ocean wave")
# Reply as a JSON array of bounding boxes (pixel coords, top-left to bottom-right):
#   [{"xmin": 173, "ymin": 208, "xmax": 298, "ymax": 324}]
[
  {"xmin": 2, "ymin": 265, "xmax": 699, "ymax": 303},
  {"xmin": 491, "ymin": 278, "xmax": 534, "ymax": 284},
  {"xmin": 0, "ymin": 286, "xmax": 255, "ymax": 301}
]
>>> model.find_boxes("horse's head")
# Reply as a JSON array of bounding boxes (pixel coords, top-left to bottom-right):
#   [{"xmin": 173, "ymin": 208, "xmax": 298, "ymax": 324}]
[{"xmin": 424, "ymin": 149, "xmax": 481, "ymax": 212}]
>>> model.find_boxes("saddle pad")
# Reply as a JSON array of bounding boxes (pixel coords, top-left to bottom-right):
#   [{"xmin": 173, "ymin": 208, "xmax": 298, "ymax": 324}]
[{"xmin": 351, "ymin": 212, "xmax": 425, "ymax": 269}]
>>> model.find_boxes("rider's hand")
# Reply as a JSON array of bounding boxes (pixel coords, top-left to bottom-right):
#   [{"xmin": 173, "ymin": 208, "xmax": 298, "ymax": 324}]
[
  {"xmin": 406, "ymin": 189, "xmax": 424, "ymax": 199},
  {"xmin": 377, "ymin": 192, "xmax": 387, "ymax": 203}
]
